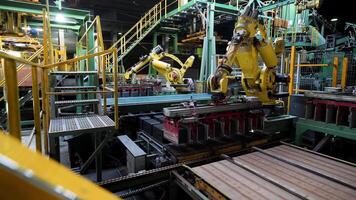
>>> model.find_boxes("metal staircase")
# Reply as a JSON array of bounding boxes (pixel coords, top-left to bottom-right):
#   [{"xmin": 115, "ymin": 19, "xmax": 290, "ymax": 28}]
[
  {"xmin": 0, "ymin": 47, "xmax": 44, "ymax": 126},
  {"xmin": 110, "ymin": 0, "xmax": 168, "ymax": 67},
  {"xmin": 49, "ymin": 71, "xmax": 100, "ymax": 117},
  {"xmin": 47, "ymin": 68, "xmax": 116, "ymax": 183},
  {"xmin": 0, "ymin": 47, "xmax": 43, "ymax": 101},
  {"xmin": 108, "ymin": 0, "xmax": 239, "ymax": 74},
  {"xmin": 0, "ymin": 90, "xmax": 33, "ymax": 125}
]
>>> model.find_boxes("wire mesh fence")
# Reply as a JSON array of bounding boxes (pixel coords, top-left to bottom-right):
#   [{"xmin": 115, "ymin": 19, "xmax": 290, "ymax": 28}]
[{"xmin": 345, "ymin": 53, "xmax": 356, "ymax": 87}]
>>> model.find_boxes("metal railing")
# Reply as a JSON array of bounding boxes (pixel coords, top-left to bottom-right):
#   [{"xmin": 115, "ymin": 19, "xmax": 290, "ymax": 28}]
[
  {"xmin": 280, "ymin": 25, "xmax": 325, "ymax": 47},
  {"xmin": 77, "ymin": 16, "xmax": 105, "ymax": 73},
  {"xmin": 0, "ymin": 48, "xmax": 120, "ymax": 154},
  {"xmin": 0, "ymin": 47, "xmax": 44, "ymax": 103},
  {"xmin": 43, "ymin": 48, "xmax": 119, "ymax": 126},
  {"xmin": 109, "ymin": 0, "xmax": 170, "ymax": 68},
  {"xmin": 344, "ymin": 53, "xmax": 356, "ymax": 88},
  {"xmin": 287, "ymin": 46, "xmax": 341, "ymax": 113},
  {"xmin": 0, "ymin": 8, "xmax": 116, "ymax": 154},
  {"xmin": 0, "ymin": 51, "xmax": 42, "ymax": 152},
  {"xmin": 0, "ymin": 7, "xmax": 117, "ymax": 157}
]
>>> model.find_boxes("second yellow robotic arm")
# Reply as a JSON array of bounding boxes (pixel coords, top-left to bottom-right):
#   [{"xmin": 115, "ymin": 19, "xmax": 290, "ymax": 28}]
[{"xmin": 124, "ymin": 45, "xmax": 195, "ymax": 84}]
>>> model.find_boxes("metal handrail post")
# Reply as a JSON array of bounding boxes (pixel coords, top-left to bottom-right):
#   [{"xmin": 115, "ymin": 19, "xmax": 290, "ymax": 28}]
[
  {"xmin": 41, "ymin": 68, "xmax": 49, "ymax": 153},
  {"xmin": 112, "ymin": 51, "xmax": 119, "ymax": 130},
  {"xmin": 332, "ymin": 56, "xmax": 339, "ymax": 87},
  {"xmin": 4, "ymin": 59, "xmax": 21, "ymax": 140},
  {"xmin": 31, "ymin": 66, "xmax": 42, "ymax": 153},
  {"xmin": 287, "ymin": 46, "xmax": 296, "ymax": 114},
  {"xmin": 102, "ymin": 55, "xmax": 107, "ymax": 114},
  {"xmin": 341, "ymin": 57, "xmax": 348, "ymax": 90}
]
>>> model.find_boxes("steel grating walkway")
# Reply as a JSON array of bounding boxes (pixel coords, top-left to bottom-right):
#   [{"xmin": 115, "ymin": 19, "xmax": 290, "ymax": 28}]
[
  {"xmin": 192, "ymin": 144, "xmax": 356, "ymax": 200},
  {"xmin": 49, "ymin": 115, "xmax": 115, "ymax": 137}
]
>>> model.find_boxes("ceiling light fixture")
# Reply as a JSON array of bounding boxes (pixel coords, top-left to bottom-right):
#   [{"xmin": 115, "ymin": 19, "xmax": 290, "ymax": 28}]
[
  {"xmin": 330, "ymin": 18, "xmax": 338, "ymax": 22},
  {"xmin": 21, "ymin": 26, "xmax": 31, "ymax": 31},
  {"xmin": 55, "ymin": 13, "xmax": 66, "ymax": 23}
]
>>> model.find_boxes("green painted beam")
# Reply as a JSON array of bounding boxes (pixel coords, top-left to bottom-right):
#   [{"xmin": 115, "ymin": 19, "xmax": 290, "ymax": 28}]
[
  {"xmin": 87, "ymin": 26, "xmax": 95, "ymax": 96},
  {"xmin": 214, "ymin": 3, "xmax": 237, "ymax": 10},
  {"xmin": 21, "ymin": 120, "xmax": 34, "ymax": 126},
  {"xmin": 285, "ymin": 42, "xmax": 313, "ymax": 47},
  {"xmin": 27, "ymin": 22, "xmax": 81, "ymax": 31},
  {"xmin": 259, "ymin": 0, "xmax": 295, "ymax": 12},
  {"xmin": 295, "ymin": 118, "xmax": 356, "ymax": 145},
  {"xmin": 166, "ymin": 0, "xmax": 238, "ymax": 19},
  {"xmin": 150, "ymin": 32, "xmax": 158, "ymax": 76},
  {"xmin": 166, "ymin": 0, "xmax": 198, "ymax": 18},
  {"xmin": 0, "ymin": 0, "xmax": 90, "ymax": 21}
]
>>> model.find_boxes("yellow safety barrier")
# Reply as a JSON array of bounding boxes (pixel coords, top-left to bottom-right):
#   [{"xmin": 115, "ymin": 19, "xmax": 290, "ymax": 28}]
[
  {"xmin": 287, "ymin": 47, "xmax": 337, "ymax": 113},
  {"xmin": 0, "ymin": 132, "xmax": 120, "ymax": 200}
]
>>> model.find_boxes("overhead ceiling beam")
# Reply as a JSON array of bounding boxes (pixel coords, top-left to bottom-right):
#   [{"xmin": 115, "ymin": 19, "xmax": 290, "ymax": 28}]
[
  {"xmin": 27, "ymin": 22, "xmax": 81, "ymax": 31},
  {"xmin": 259, "ymin": 0, "xmax": 295, "ymax": 12},
  {"xmin": 0, "ymin": 0, "xmax": 90, "ymax": 21}
]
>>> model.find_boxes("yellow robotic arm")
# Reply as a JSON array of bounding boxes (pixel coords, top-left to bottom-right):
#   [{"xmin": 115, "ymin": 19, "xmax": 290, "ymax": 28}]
[
  {"xmin": 208, "ymin": 5, "xmax": 288, "ymax": 105},
  {"xmin": 124, "ymin": 45, "xmax": 195, "ymax": 84}
]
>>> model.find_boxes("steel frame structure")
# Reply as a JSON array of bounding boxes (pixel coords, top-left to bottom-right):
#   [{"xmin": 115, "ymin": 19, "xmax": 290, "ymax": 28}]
[{"xmin": 0, "ymin": 0, "xmax": 90, "ymax": 32}]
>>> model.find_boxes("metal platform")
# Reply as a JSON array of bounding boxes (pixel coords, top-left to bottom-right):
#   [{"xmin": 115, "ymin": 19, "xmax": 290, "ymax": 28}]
[
  {"xmin": 192, "ymin": 144, "xmax": 356, "ymax": 200},
  {"xmin": 49, "ymin": 114, "xmax": 115, "ymax": 137},
  {"xmin": 103, "ymin": 93, "xmax": 211, "ymax": 107}
]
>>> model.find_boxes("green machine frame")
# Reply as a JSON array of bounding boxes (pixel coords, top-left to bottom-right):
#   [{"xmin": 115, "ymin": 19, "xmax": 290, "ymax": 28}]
[{"xmin": 296, "ymin": 118, "xmax": 356, "ymax": 145}]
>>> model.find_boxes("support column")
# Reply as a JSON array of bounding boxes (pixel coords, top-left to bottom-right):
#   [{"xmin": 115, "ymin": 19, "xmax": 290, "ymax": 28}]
[
  {"xmin": 341, "ymin": 57, "xmax": 348, "ymax": 89},
  {"xmin": 295, "ymin": 53, "xmax": 301, "ymax": 94},
  {"xmin": 87, "ymin": 26, "xmax": 95, "ymax": 99},
  {"xmin": 173, "ymin": 33, "xmax": 178, "ymax": 53},
  {"xmin": 31, "ymin": 66, "xmax": 42, "ymax": 152},
  {"xmin": 200, "ymin": 3, "xmax": 216, "ymax": 81},
  {"xmin": 95, "ymin": 132, "xmax": 103, "ymax": 182},
  {"xmin": 113, "ymin": 51, "xmax": 119, "ymax": 130},
  {"xmin": 87, "ymin": 27, "xmax": 95, "ymax": 72},
  {"xmin": 4, "ymin": 59, "xmax": 21, "ymax": 140},
  {"xmin": 41, "ymin": 68, "xmax": 49, "ymax": 153},
  {"xmin": 149, "ymin": 32, "xmax": 159, "ymax": 76},
  {"xmin": 75, "ymin": 44, "xmax": 84, "ymax": 113},
  {"xmin": 58, "ymin": 29, "xmax": 66, "ymax": 71},
  {"xmin": 332, "ymin": 56, "xmax": 339, "ymax": 87},
  {"xmin": 287, "ymin": 46, "xmax": 296, "ymax": 114}
]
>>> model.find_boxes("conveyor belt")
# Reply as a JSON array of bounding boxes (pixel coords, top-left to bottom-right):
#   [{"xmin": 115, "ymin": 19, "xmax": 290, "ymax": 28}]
[
  {"xmin": 103, "ymin": 93, "xmax": 211, "ymax": 107},
  {"xmin": 192, "ymin": 144, "xmax": 356, "ymax": 200}
]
